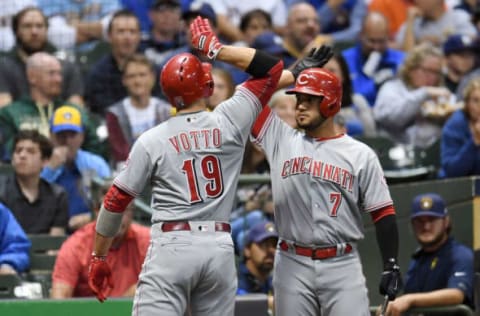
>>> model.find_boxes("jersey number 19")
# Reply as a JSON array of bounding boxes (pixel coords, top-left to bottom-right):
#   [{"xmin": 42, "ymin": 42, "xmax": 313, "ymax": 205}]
[{"xmin": 181, "ymin": 155, "xmax": 224, "ymax": 204}]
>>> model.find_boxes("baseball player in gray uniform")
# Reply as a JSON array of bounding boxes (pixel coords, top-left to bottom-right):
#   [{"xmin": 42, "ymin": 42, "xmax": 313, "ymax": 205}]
[
  {"xmin": 86, "ymin": 17, "xmax": 332, "ymax": 316},
  {"xmin": 251, "ymin": 68, "xmax": 403, "ymax": 315}
]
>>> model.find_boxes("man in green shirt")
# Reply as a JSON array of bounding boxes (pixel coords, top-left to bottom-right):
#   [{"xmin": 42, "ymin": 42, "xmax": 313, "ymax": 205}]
[{"xmin": 0, "ymin": 52, "xmax": 102, "ymax": 162}]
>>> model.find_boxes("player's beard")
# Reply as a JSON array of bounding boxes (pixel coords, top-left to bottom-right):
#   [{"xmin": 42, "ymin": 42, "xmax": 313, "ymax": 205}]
[{"xmin": 297, "ymin": 113, "xmax": 327, "ymax": 131}]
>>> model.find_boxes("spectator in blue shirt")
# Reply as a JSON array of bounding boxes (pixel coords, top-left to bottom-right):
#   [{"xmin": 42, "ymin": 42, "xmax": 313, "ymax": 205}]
[
  {"xmin": 382, "ymin": 193, "xmax": 474, "ymax": 315},
  {"xmin": 342, "ymin": 11, "xmax": 405, "ymax": 106},
  {"xmin": 0, "ymin": 202, "xmax": 30, "ymax": 274},
  {"xmin": 440, "ymin": 78, "xmax": 480, "ymax": 178},
  {"xmin": 41, "ymin": 106, "xmax": 111, "ymax": 232}
]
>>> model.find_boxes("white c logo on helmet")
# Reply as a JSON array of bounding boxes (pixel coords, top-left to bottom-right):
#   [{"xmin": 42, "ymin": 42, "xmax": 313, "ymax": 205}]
[{"xmin": 297, "ymin": 73, "xmax": 315, "ymax": 86}]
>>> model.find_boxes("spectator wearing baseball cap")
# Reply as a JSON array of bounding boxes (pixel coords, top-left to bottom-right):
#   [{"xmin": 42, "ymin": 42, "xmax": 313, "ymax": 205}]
[
  {"xmin": 41, "ymin": 105, "xmax": 111, "ymax": 232},
  {"xmin": 443, "ymin": 34, "xmax": 479, "ymax": 93},
  {"xmin": 379, "ymin": 193, "xmax": 474, "ymax": 315},
  {"xmin": 252, "ymin": 31, "xmax": 285, "ymax": 55},
  {"xmin": 410, "ymin": 192, "xmax": 449, "ymax": 219},
  {"xmin": 237, "ymin": 221, "xmax": 278, "ymax": 300}
]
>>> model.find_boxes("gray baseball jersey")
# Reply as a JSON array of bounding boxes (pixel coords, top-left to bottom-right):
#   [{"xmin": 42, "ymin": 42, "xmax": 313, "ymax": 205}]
[
  {"xmin": 117, "ymin": 87, "xmax": 264, "ymax": 316},
  {"xmin": 252, "ymin": 108, "xmax": 393, "ymax": 316},
  {"xmin": 252, "ymin": 109, "xmax": 393, "ymax": 246},
  {"xmin": 114, "ymin": 86, "xmax": 261, "ymax": 223}
]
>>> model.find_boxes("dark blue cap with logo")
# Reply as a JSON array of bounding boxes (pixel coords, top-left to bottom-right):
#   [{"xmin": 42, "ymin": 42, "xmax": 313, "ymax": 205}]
[
  {"xmin": 252, "ymin": 31, "xmax": 285, "ymax": 55},
  {"xmin": 411, "ymin": 193, "xmax": 448, "ymax": 219},
  {"xmin": 246, "ymin": 221, "xmax": 278, "ymax": 244},
  {"xmin": 443, "ymin": 34, "xmax": 479, "ymax": 55}
]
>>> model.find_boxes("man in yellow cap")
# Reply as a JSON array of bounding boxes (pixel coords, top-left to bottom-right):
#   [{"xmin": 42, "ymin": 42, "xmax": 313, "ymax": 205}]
[{"xmin": 41, "ymin": 105, "xmax": 111, "ymax": 232}]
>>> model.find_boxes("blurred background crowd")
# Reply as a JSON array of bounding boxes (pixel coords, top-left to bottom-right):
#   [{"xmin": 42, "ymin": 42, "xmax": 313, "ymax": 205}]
[{"xmin": 0, "ymin": 0, "xmax": 479, "ymax": 313}]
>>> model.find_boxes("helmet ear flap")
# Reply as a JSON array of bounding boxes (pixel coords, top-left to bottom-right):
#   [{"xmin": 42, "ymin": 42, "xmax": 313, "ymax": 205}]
[{"xmin": 319, "ymin": 97, "xmax": 341, "ymax": 118}]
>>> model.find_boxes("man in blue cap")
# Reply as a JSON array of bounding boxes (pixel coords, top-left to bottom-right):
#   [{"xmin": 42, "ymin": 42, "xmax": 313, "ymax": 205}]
[
  {"xmin": 237, "ymin": 220, "xmax": 278, "ymax": 295},
  {"xmin": 381, "ymin": 193, "xmax": 474, "ymax": 315},
  {"xmin": 443, "ymin": 34, "xmax": 479, "ymax": 94}
]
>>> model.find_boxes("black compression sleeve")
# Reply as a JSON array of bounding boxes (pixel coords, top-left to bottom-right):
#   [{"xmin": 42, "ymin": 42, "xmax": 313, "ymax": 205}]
[
  {"xmin": 375, "ymin": 214, "xmax": 399, "ymax": 268},
  {"xmin": 245, "ymin": 50, "xmax": 280, "ymax": 78}
]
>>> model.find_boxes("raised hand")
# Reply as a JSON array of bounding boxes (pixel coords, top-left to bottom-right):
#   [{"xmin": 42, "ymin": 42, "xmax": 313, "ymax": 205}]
[
  {"xmin": 190, "ymin": 16, "xmax": 223, "ymax": 60},
  {"xmin": 88, "ymin": 254, "xmax": 113, "ymax": 303},
  {"xmin": 291, "ymin": 45, "xmax": 334, "ymax": 79}
]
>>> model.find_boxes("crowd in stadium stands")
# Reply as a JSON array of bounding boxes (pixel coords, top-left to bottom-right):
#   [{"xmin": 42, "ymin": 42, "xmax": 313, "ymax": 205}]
[{"xmin": 0, "ymin": 0, "xmax": 479, "ymax": 313}]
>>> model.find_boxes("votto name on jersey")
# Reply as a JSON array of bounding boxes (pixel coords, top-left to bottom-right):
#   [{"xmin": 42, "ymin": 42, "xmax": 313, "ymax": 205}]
[
  {"xmin": 281, "ymin": 157, "xmax": 354, "ymax": 193},
  {"xmin": 168, "ymin": 128, "xmax": 222, "ymax": 154}
]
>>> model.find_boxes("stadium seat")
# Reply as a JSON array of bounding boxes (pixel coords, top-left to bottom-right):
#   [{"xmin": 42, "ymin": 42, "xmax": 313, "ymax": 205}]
[
  {"xmin": 0, "ymin": 274, "xmax": 22, "ymax": 299},
  {"xmin": 28, "ymin": 235, "xmax": 67, "ymax": 271},
  {"xmin": 27, "ymin": 234, "xmax": 67, "ymax": 298},
  {"xmin": 355, "ymin": 136, "xmax": 436, "ymax": 184}
]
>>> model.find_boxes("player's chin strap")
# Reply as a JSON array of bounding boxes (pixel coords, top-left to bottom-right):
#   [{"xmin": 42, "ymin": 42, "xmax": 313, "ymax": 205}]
[{"xmin": 96, "ymin": 184, "xmax": 135, "ymax": 237}]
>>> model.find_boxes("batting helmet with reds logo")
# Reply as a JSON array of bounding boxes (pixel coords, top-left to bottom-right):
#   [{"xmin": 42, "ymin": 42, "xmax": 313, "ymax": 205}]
[
  {"xmin": 160, "ymin": 53, "xmax": 214, "ymax": 109},
  {"xmin": 286, "ymin": 68, "xmax": 342, "ymax": 118}
]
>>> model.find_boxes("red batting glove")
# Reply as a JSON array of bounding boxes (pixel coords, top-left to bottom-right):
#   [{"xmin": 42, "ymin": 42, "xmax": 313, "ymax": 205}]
[
  {"xmin": 88, "ymin": 254, "xmax": 113, "ymax": 303},
  {"xmin": 190, "ymin": 16, "xmax": 223, "ymax": 60}
]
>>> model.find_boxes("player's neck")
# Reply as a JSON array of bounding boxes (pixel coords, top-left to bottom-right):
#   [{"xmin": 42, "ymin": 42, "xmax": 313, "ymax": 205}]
[
  {"xmin": 306, "ymin": 119, "xmax": 339, "ymax": 139},
  {"xmin": 176, "ymin": 100, "xmax": 207, "ymax": 114}
]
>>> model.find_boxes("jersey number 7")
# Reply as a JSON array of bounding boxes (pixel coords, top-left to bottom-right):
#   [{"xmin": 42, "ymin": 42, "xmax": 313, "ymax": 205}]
[
  {"xmin": 330, "ymin": 192, "xmax": 342, "ymax": 217},
  {"xmin": 181, "ymin": 155, "xmax": 224, "ymax": 204}
]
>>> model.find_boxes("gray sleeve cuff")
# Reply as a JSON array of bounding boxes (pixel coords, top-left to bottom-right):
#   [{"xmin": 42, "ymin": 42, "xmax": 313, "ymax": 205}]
[{"xmin": 96, "ymin": 205, "xmax": 123, "ymax": 237}]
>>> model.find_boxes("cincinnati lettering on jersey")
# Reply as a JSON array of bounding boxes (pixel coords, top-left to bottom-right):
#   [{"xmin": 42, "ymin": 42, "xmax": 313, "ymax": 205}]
[
  {"xmin": 169, "ymin": 128, "xmax": 222, "ymax": 153},
  {"xmin": 281, "ymin": 157, "xmax": 354, "ymax": 192}
]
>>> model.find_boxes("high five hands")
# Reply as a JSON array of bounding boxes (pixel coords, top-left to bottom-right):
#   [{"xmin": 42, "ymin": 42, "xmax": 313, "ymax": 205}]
[{"xmin": 291, "ymin": 45, "xmax": 334, "ymax": 79}]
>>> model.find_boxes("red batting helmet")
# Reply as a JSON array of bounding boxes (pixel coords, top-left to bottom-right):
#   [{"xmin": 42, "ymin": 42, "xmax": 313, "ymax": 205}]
[
  {"xmin": 286, "ymin": 68, "xmax": 342, "ymax": 118},
  {"xmin": 160, "ymin": 53, "xmax": 214, "ymax": 109}
]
